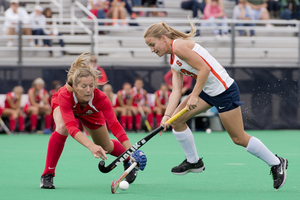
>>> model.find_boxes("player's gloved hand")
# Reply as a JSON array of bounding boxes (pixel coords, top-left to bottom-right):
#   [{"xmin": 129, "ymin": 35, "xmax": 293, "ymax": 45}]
[{"xmin": 129, "ymin": 150, "xmax": 147, "ymax": 171}]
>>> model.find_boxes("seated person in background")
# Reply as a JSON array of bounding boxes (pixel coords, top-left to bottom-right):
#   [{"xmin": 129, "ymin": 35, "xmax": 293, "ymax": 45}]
[
  {"xmin": 279, "ymin": 0, "xmax": 300, "ymax": 20},
  {"xmin": 266, "ymin": 0, "xmax": 281, "ymax": 18},
  {"xmin": 115, "ymin": 82, "xmax": 135, "ymax": 131},
  {"xmin": 43, "ymin": 7, "xmax": 66, "ymax": 56},
  {"xmin": 233, "ymin": 0, "xmax": 255, "ymax": 36},
  {"xmin": 164, "ymin": 69, "xmax": 193, "ymax": 96},
  {"xmin": 152, "ymin": 83, "xmax": 170, "ymax": 128},
  {"xmin": 131, "ymin": 77, "xmax": 153, "ymax": 131},
  {"xmin": 4, "ymin": 0, "xmax": 34, "ymax": 47},
  {"xmin": 247, "ymin": 0, "xmax": 271, "ymax": 26},
  {"xmin": 49, "ymin": 80, "xmax": 63, "ymax": 104},
  {"xmin": 29, "ymin": 5, "xmax": 46, "ymax": 46},
  {"xmin": 0, "ymin": 86, "xmax": 25, "ymax": 133},
  {"xmin": 103, "ymin": 84, "xmax": 129, "ymax": 130},
  {"xmin": 87, "ymin": 0, "xmax": 108, "ymax": 25},
  {"xmin": 49, "ymin": 80, "xmax": 63, "ymax": 131},
  {"xmin": 23, "ymin": 78, "xmax": 52, "ymax": 134},
  {"xmin": 88, "ymin": 55, "xmax": 108, "ymax": 90},
  {"xmin": 143, "ymin": 0, "xmax": 167, "ymax": 17},
  {"xmin": 181, "ymin": 0, "xmax": 206, "ymax": 18},
  {"xmin": 108, "ymin": 0, "xmax": 127, "ymax": 26},
  {"xmin": 202, "ymin": 0, "xmax": 229, "ymax": 38}
]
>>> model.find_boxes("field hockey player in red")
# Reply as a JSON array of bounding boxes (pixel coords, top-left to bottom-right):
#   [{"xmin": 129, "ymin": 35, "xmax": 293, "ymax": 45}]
[{"xmin": 40, "ymin": 52, "xmax": 147, "ymax": 189}]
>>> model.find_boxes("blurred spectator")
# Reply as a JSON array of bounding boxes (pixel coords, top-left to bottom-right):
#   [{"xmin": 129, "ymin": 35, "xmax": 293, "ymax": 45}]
[
  {"xmin": 43, "ymin": 7, "xmax": 66, "ymax": 56},
  {"xmin": 29, "ymin": 5, "xmax": 46, "ymax": 46},
  {"xmin": 152, "ymin": 83, "xmax": 171, "ymax": 128},
  {"xmin": 49, "ymin": 80, "xmax": 62, "ymax": 104},
  {"xmin": 108, "ymin": 0, "xmax": 127, "ymax": 26},
  {"xmin": 115, "ymin": 82, "xmax": 135, "ymax": 131},
  {"xmin": 0, "ymin": 86, "xmax": 25, "ymax": 133},
  {"xmin": 131, "ymin": 77, "xmax": 153, "ymax": 130},
  {"xmin": 164, "ymin": 69, "xmax": 193, "ymax": 96},
  {"xmin": 131, "ymin": 0, "xmax": 143, "ymax": 17},
  {"xmin": 103, "ymin": 84, "xmax": 128, "ymax": 130},
  {"xmin": 143, "ymin": 0, "xmax": 167, "ymax": 17},
  {"xmin": 233, "ymin": 0, "xmax": 255, "ymax": 36},
  {"xmin": 87, "ymin": 0, "xmax": 108, "ymax": 25},
  {"xmin": 202, "ymin": 0, "xmax": 228, "ymax": 38},
  {"xmin": 247, "ymin": 0, "xmax": 271, "ymax": 25},
  {"xmin": 279, "ymin": 0, "xmax": 300, "ymax": 20},
  {"xmin": 23, "ymin": 78, "xmax": 52, "ymax": 134},
  {"xmin": 0, "ymin": 0, "xmax": 9, "ymax": 14},
  {"xmin": 266, "ymin": 0, "xmax": 281, "ymax": 18},
  {"xmin": 181, "ymin": 0, "xmax": 206, "ymax": 18},
  {"xmin": 88, "ymin": 55, "xmax": 108, "ymax": 89},
  {"xmin": 4, "ymin": 0, "xmax": 34, "ymax": 47}
]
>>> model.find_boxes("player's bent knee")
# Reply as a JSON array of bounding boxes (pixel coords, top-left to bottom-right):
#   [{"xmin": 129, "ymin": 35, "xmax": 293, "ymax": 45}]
[
  {"xmin": 55, "ymin": 123, "xmax": 68, "ymax": 135},
  {"xmin": 231, "ymin": 137, "xmax": 247, "ymax": 147}
]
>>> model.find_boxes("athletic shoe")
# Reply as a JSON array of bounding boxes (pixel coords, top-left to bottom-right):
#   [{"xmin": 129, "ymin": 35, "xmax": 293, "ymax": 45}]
[
  {"xmin": 171, "ymin": 158, "xmax": 205, "ymax": 175},
  {"xmin": 40, "ymin": 174, "xmax": 55, "ymax": 189},
  {"xmin": 270, "ymin": 155, "xmax": 288, "ymax": 189},
  {"xmin": 123, "ymin": 161, "xmax": 137, "ymax": 184}
]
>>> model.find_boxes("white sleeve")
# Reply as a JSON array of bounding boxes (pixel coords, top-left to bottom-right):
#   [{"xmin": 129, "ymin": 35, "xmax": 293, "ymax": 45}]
[{"xmin": 232, "ymin": 6, "xmax": 240, "ymax": 20}]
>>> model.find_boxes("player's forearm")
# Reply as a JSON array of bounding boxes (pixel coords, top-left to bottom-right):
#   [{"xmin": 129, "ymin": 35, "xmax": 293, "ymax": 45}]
[
  {"xmin": 74, "ymin": 131, "xmax": 94, "ymax": 149},
  {"xmin": 165, "ymin": 90, "xmax": 181, "ymax": 116},
  {"xmin": 122, "ymin": 140, "xmax": 131, "ymax": 150}
]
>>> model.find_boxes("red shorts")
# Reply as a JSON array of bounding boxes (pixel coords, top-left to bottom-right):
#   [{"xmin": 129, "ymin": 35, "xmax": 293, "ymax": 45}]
[{"xmin": 23, "ymin": 104, "xmax": 29, "ymax": 114}]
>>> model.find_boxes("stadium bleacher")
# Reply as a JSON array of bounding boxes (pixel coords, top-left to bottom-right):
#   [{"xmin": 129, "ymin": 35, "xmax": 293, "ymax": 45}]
[{"xmin": 0, "ymin": 0, "xmax": 299, "ymax": 66}]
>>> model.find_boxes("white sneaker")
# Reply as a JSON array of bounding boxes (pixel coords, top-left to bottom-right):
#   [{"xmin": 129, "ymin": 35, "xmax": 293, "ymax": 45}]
[{"xmin": 7, "ymin": 41, "xmax": 14, "ymax": 47}]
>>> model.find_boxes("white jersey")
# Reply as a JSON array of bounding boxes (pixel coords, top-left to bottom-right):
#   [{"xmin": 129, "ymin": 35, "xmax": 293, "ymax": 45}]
[{"xmin": 170, "ymin": 40, "xmax": 234, "ymax": 97}]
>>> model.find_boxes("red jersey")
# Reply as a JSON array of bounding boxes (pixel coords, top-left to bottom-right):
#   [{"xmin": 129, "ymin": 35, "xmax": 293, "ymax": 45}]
[
  {"xmin": 131, "ymin": 87, "xmax": 146, "ymax": 107},
  {"xmin": 115, "ymin": 90, "xmax": 130, "ymax": 107},
  {"xmin": 52, "ymin": 85, "xmax": 128, "ymax": 142},
  {"xmin": 154, "ymin": 90, "xmax": 171, "ymax": 106},
  {"xmin": 25, "ymin": 87, "xmax": 49, "ymax": 106},
  {"xmin": 1, "ymin": 92, "xmax": 17, "ymax": 109}
]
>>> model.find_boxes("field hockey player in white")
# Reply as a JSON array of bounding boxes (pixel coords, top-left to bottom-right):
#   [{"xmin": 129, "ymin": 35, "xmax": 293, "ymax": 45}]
[{"xmin": 143, "ymin": 21, "xmax": 288, "ymax": 190}]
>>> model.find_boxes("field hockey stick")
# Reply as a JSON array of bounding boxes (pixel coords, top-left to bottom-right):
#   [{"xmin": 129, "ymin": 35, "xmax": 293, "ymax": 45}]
[
  {"xmin": 111, "ymin": 162, "xmax": 137, "ymax": 194},
  {"xmin": 98, "ymin": 107, "xmax": 188, "ymax": 173},
  {"xmin": 0, "ymin": 117, "xmax": 11, "ymax": 134},
  {"xmin": 138, "ymin": 103, "xmax": 152, "ymax": 131}
]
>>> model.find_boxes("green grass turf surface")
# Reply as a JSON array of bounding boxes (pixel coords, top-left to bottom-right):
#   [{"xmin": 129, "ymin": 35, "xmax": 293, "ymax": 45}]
[{"xmin": 0, "ymin": 130, "xmax": 299, "ymax": 200}]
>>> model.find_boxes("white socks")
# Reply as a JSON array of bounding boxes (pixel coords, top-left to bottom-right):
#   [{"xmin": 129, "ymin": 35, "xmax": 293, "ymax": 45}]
[
  {"xmin": 173, "ymin": 127, "xmax": 199, "ymax": 163},
  {"xmin": 246, "ymin": 137, "xmax": 280, "ymax": 167}
]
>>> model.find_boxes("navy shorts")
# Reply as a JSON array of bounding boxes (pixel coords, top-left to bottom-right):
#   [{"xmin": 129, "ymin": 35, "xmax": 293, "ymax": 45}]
[{"xmin": 199, "ymin": 81, "xmax": 244, "ymax": 113}]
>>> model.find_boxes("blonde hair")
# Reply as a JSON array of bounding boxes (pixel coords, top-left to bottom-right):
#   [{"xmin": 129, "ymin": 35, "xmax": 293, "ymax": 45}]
[
  {"xmin": 143, "ymin": 21, "xmax": 196, "ymax": 40},
  {"xmin": 103, "ymin": 84, "xmax": 113, "ymax": 92},
  {"xmin": 13, "ymin": 85, "xmax": 24, "ymax": 94},
  {"xmin": 32, "ymin": 77, "xmax": 45, "ymax": 87},
  {"xmin": 66, "ymin": 52, "xmax": 99, "ymax": 92}
]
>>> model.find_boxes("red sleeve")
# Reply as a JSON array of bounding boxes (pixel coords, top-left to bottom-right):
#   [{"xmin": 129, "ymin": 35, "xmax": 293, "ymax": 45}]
[
  {"xmin": 96, "ymin": 91, "xmax": 129, "ymax": 143},
  {"xmin": 58, "ymin": 91, "xmax": 80, "ymax": 138},
  {"xmin": 163, "ymin": 70, "xmax": 172, "ymax": 86}
]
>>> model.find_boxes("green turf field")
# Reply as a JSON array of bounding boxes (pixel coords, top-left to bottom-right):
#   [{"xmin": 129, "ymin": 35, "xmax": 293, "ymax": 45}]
[{"xmin": 0, "ymin": 130, "xmax": 299, "ymax": 200}]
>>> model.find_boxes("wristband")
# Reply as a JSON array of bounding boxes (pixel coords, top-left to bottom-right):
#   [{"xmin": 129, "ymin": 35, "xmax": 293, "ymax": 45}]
[{"xmin": 164, "ymin": 114, "xmax": 171, "ymax": 118}]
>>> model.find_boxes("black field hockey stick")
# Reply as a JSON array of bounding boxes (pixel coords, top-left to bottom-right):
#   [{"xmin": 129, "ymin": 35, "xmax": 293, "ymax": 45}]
[
  {"xmin": 98, "ymin": 107, "xmax": 188, "ymax": 173},
  {"xmin": 138, "ymin": 103, "xmax": 152, "ymax": 132}
]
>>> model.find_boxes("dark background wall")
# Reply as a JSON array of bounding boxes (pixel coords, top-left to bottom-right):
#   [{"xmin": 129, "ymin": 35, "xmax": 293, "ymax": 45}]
[{"xmin": 0, "ymin": 65, "xmax": 299, "ymax": 130}]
